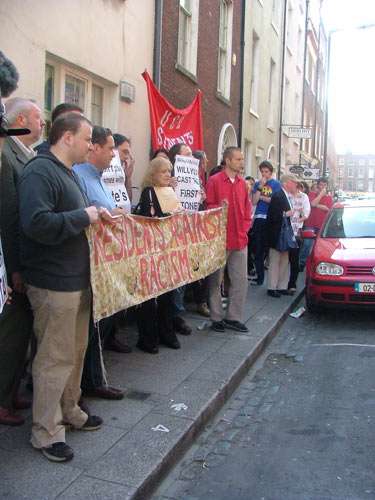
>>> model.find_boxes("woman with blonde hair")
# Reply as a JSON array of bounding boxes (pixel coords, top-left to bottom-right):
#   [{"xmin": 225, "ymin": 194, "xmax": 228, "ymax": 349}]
[{"xmin": 135, "ymin": 157, "xmax": 183, "ymax": 353}]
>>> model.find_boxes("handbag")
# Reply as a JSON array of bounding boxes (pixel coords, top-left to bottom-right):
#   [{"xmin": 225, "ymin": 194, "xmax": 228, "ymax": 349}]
[{"xmin": 276, "ymin": 216, "xmax": 298, "ymax": 252}]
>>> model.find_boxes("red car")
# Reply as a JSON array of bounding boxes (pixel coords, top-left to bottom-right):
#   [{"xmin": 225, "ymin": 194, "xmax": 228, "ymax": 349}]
[{"xmin": 304, "ymin": 200, "xmax": 375, "ymax": 311}]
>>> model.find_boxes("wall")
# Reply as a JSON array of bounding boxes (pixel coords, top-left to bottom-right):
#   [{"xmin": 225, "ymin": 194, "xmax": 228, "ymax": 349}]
[{"xmin": 0, "ymin": 0, "xmax": 154, "ymax": 192}]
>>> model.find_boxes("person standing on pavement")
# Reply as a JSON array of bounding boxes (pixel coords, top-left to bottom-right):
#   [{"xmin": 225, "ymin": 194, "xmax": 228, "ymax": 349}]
[
  {"xmin": 0, "ymin": 98, "xmax": 44, "ymax": 426},
  {"xmin": 19, "ymin": 113, "xmax": 104, "ymax": 463},
  {"xmin": 73, "ymin": 126, "xmax": 127, "ymax": 400},
  {"xmin": 299, "ymin": 177, "xmax": 333, "ymax": 270},
  {"xmin": 288, "ymin": 181, "xmax": 311, "ymax": 293},
  {"xmin": 206, "ymin": 147, "xmax": 251, "ymax": 333},
  {"xmin": 251, "ymin": 161, "xmax": 281, "ymax": 286},
  {"xmin": 266, "ymin": 174, "xmax": 299, "ymax": 298}
]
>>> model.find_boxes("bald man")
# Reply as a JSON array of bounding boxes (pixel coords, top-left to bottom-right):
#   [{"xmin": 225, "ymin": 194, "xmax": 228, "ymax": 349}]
[{"xmin": 0, "ymin": 97, "xmax": 44, "ymax": 426}]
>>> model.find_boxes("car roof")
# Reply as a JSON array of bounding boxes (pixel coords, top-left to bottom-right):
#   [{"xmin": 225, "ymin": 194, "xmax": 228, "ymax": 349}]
[{"xmin": 333, "ymin": 199, "xmax": 375, "ymax": 209}]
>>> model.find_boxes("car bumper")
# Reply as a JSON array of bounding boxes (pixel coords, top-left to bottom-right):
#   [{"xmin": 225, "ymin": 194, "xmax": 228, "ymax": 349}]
[{"xmin": 307, "ymin": 277, "xmax": 375, "ymax": 306}]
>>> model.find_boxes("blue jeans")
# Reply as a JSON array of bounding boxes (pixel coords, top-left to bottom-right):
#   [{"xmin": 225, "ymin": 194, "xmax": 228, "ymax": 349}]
[{"xmin": 299, "ymin": 237, "xmax": 314, "ymax": 269}]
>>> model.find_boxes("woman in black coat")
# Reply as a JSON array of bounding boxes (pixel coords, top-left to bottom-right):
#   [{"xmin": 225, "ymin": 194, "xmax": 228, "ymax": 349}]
[{"xmin": 135, "ymin": 157, "xmax": 183, "ymax": 354}]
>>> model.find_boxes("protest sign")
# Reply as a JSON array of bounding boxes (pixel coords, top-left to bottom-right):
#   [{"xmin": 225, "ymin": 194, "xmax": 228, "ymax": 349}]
[
  {"xmin": 102, "ymin": 151, "xmax": 131, "ymax": 213},
  {"xmin": 142, "ymin": 71, "xmax": 204, "ymax": 152},
  {"xmin": 87, "ymin": 207, "xmax": 227, "ymax": 322},
  {"xmin": 0, "ymin": 238, "xmax": 8, "ymax": 314},
  {"xmin": 174, "ymin": 155, "xmax": 201, "ymax": 211}
]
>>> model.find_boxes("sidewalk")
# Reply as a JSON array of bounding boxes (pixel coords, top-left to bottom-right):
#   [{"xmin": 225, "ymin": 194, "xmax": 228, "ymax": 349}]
[{"xmin": 0, "ymin": 278, "xmax": 304, "ymax": 500}]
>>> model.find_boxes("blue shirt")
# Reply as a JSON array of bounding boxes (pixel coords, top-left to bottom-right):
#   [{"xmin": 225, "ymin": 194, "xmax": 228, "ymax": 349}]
[
  {"xmin": 253, "ymin": 178, "xmax": 281, "ymax": 219},
  {"xmin": 73, "ymin": 163, "xmax": 116, "ymax": 211}
]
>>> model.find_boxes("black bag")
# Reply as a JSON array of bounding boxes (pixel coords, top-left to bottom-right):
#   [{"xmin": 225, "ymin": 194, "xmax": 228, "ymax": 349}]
[{"xmin": 276, "ymin": 217, "xmax": 298, "ymax": 252}]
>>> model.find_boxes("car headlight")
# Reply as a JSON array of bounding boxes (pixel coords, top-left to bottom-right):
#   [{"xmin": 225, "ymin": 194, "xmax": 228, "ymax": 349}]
[{"xmin": 316, "ymin": 262, "xmax": 344, "ymax": 276}]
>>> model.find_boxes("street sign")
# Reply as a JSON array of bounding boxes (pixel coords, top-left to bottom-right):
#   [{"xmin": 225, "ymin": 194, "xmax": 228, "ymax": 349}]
[
  {"xmin": 287, "ymin": 126, "xmax": 312, "ymax": 139},
  {"xmin": 302, "ymin": 167, "xmax": 320, "ymax": 180},
  {"xmin": 289, "ymin": 165, "xmax": 304, "ymax": 175}
]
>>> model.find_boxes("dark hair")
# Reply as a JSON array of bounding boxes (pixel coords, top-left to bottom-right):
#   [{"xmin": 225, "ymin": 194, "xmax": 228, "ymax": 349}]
[
  {"xmin": 151, "ymin": 147, "xmax": 169, "ymax": 159},
  {"xmin": 113, "ymin": 133, "xmax": 130, "ymax": 148},
  {"xmin": 52, "ymin": 103, "xmax": 83, "ymax": 123},
  {"xmin": 49, "ymin": 113, "xmax": 91, "ymax": 146},
  {"xmin": 222, "ymin": 146, "xmax": 241, "ymax": 164},
  {"xmin": 245, "ymin": 176, "xmax": 255, "ymax": 182},
  {"xmin": 92, "ymin": 126, "xmax": 112, "ymax": 146},
  {"xmin": 318, "ymin": 177, "xmax": 329, "ymax": 185},
  {"xmin": 299, "ymin": 181, "xmax": 309, "ymax": 193},
  {"xmin": 168, "ymin": 143, "xmax": 185, "ymax": 165},
  {"xmin": 193, "ymin": 150, "xmax": 206, "ymax": 160},
  {"xmin": 258, "ymin": 160, "xmax": 274, "ymax": 173}
]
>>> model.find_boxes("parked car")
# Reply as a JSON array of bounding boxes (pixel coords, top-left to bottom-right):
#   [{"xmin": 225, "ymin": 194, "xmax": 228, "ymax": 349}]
[{"xmin": 304, "ymin": 200, "xmax": 375, "ymax": 311}]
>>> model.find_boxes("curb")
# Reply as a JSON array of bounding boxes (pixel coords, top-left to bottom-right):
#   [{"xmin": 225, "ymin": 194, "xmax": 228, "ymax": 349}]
[{"xmin": 133, "ymin": 288, "xmax": 305, "ymax": 500}]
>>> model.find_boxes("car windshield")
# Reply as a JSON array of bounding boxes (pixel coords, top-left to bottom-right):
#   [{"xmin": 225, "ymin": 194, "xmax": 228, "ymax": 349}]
[{"xmin": 322, "ymin": 206, "xmax": 375, "ymax": 238}]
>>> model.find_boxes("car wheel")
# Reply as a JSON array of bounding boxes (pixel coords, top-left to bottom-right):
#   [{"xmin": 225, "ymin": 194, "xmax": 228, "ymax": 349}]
[{"xmin": 305, "ymin": 290, "xmax": 321, "ymax": 313}]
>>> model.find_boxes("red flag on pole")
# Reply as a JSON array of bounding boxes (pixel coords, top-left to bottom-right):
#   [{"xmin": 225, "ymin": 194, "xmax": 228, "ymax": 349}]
[{"xmin": 142, "ymin": 70, "xmax": 204, "ymax": 152}]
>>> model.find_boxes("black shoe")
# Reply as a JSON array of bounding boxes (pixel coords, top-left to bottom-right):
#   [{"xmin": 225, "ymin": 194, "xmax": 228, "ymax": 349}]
[
  {"xmin": 160, "ymin": 338, "xmax": 181, "ymax": 349},
  {"xmin": 211, "ymin": 321, "xmax": 226, "ymax": 332},
  {"xmin": 173, "ymin": 316, "xmax": 192, "ymax": 336},
  {"xmin": 136, "ymin": 341, "xmax": 159, "ymax": 354},
  {"xmin": 82, "ymin": 386, "xmax": 124, "ymax": 400},
  {"xmin": 79, "ymin": 415, "xmax": 103, "ymax": 431},
  {"xmin": 104, "ymin": 337, "xmax": 132, "ymax": 353},
  {"xmin": 41, "ymin": 442, "xmax": 74, "ymax": 462},
  {"xmin": 267, "ymin": 290, "xmax": 281, "ymax": 298},
  {"xmin": 278, "ymin": 289, "xmax": 294, "ymax": 296},
  {"xmin": 223, "ymin": 320, "xmax": 249, "ymax": 333}
]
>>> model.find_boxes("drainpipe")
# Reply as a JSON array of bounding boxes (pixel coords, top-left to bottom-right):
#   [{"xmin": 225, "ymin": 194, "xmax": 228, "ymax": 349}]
[
  {"xmin": 238, "ymin": 0, "xmax": 246, "ymax": 148},
  {"xmin": 277, "ymin": 0, "xmax": 288, "ymax": 179},
  {"xmin": 153, "ymin": 0, "xmax": 163, "ymax": 89},
  {"xmin": 299, "ymin": 0, "xmax": 310, "ymax": 165}
]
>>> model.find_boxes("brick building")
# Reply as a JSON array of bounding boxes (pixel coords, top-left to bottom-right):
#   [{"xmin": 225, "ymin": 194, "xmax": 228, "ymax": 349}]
[
  {"xmin": 336, "ymin": 153, "xmax": 375, "ymax": 193},
  {"xmin": 158, "ymin": 0, "xmax": 243, "ymax": 167}
]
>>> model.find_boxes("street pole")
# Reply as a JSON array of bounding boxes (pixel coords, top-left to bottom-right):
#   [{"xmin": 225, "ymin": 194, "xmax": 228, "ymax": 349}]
[
  {"xmin": 299, "ymin": 0, "xmax": 310, "ymax": 166},
  {"xmin": 277, "ymin": 0, "xmax": 288, "ymax": 179}
]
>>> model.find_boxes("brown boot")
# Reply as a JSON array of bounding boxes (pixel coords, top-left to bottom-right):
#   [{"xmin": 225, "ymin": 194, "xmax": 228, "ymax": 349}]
[{"xmin": 0, "ymin": 407, "xmax": 25, "ymax": 426}]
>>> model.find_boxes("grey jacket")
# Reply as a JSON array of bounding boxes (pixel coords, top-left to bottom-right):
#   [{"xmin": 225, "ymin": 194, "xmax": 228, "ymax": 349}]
[{"xmin": 0, "ymin": 137, "xmax": 33, "ymax": 280}]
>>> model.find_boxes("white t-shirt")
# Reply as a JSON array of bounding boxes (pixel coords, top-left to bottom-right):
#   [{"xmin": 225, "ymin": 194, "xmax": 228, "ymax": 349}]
[{"xmin": 102, "ymin": 150, "xmax": 131, "ymax": 213}]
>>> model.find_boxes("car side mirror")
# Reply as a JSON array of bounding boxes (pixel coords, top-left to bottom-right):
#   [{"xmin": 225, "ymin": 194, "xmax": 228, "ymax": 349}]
[{"xmin": 301, "ymin": 229, "xmax": 316, "ymax": 239}]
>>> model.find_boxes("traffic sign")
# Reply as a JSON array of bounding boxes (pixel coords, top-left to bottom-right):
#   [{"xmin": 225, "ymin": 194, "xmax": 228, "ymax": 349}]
[{"xmin": 286, "ymin": 126, "xmax": 312, "ymax": 139}]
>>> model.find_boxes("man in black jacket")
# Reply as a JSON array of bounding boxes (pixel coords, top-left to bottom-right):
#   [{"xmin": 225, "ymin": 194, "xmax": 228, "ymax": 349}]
[
  {"xmin": 266, "ymin": 174, "xmax": 298, "ymax": 298},
  {"xmin": 0, "ymin": 98, "xmax": 44, "ymax": 426},
  {"xmin": 19, "ymin": 113, "xmax": 103, "ymax": 463}
]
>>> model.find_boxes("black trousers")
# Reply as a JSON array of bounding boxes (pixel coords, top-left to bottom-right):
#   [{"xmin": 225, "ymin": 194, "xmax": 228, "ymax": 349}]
[
  {"xmin": 288, "ymin": 238, "xmax": 301, "ymax": 289},
  {"xmin": 251, "ymin": 218, "xmax": 268, "ymax": 284},
  {"xmin": 136, "ymin": 291, "xmax": 176, "ymax": 349},
  {"xmin": 0, "ymin": 292, "xmax": 33, "ymax": 408}
]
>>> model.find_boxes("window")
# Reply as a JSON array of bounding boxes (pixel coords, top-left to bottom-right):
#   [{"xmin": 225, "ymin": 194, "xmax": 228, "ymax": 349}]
[
  {"xmin": 177, "ymin": 0, "xmax": 199, "ymax": 77},
  {"xmin": 44, "ymin": 58, "xmax": 113, "ymax": 134},
  {"xmin": 339, "ymin": 168, "xmax": 344, "ymax": 178},
  {"xmin": 267, "ymin": 59, "xmax": 276, "ymax": 129},
  {"xmin": 44, "ymin": 64, "xmax": 55, "ymax": 135},
  {"xmin": 245, "ymin": 140, "xmax": 253, "ymax": 175},
  {"xmin": 338, "ymin": 157, "xmax": 344, "ymax": 165},
  {"xmin": 91, "ymin": 84, "xmax": 103, "ymax": 126},
  {"xmin": 250, "ymin": 31, "xmax": 260, "ymax": 113},
  {"xmin": 357, "ymin": 180, "xmax": 365, "ymax": 191},
  {"xmin": 348, "ymin": 167, "xmax": 354, "ymax": 177},
  {"xmin": 358, "ymin": 167, "xmax": 365, "ymax": 178},
  {"xmin": 370, "ymin": 159, "xmax": 375, "ymax": 166},
  {"xmin": 286, "ymin": 4, "xmax": 294, "ymax": 50},
  {"xmin": 359, "ymin": 159, "xmax": 365, "ymax": 166},
  {"xmin": 283, "ymin": 78, "xmax": 290, "ymax": 123},
  {"xmin": 297, "ymin": 26, "xmax": 303, "ymax": 68},
  {"xmin": 294, "ymin": 92, "xmax": 300, "ymax": 123},
  {"xmin": 271, "ymin": 0, "xmax": 281, "ymax": 31},
  {"xmin": 217, "ymin": 0, "xmax": 233, "ymax": 100},
  {"xmin": 65, "ymin": 74, "xmax": 86, "ymax": 109},
  {"xmin": 369, "ymin": 180, "xmax": 374, "ymax": 192},
  {"xmin": 369, "ymin": 167, "xmax": 374, "ymax": 179}
]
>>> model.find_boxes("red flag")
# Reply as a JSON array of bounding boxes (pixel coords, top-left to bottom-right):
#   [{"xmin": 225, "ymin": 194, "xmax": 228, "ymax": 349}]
[{"xmin": 142, "ymin": 70, "xmax": 204, "ymax": 152}]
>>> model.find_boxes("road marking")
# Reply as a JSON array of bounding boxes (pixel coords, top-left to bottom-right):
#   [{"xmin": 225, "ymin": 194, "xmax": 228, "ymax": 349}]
[{"xmin": 312, "ymin": 343, "xmax": 375, "ymax": 348}]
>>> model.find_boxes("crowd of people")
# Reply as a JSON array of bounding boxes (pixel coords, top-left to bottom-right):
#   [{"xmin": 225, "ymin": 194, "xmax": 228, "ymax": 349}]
[{"xmin": 0, "ymin": 54, "xmax": 333, "ymax": 464}]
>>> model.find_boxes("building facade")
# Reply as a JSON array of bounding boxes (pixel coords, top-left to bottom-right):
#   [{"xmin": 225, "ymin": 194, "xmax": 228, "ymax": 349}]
[
  {"xmin": 0, "ymin": 0, "xmax": 154, "ymax": 195},
  {"xmin": 336, "ymin": 153, "xmax": 375, "ymax": 194},
  {"xmin": 241, "ymin": 0, "xmax": 285, "ymax": 177},
  {"xmin": 159, "ymin": 0, "xmax": 243, "ymax": 168}
]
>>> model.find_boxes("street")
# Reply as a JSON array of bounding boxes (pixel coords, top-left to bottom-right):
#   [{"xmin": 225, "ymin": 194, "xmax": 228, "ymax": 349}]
[{"xmin": 155, "ymin": 304, "xmax": 375, "ymax": 500}]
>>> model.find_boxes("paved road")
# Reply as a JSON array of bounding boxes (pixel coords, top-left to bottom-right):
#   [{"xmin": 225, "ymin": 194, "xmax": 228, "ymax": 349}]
[{"xmin": 154, "ymin": 304, "xmax": 375, "ymax": 500}]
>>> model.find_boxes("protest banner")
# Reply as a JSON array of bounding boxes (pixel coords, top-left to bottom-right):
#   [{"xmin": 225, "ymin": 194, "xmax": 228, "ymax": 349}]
[
  {"xmin": 87, "ymin": 206, "xmax": 227, "ymax": 322},
  {"xmin": 174, "ymin": 154, "xmax": 201, "ymax": 211},
  {"xmin": 142, "ymin": 70, "xmax": 204, "ymax": 152},
  {"xmin": 0, "ymin": 238, "xmax": 8, "ymax": 314},
  {"xmin": 102, "ymin": 151, "xmax": 131, "ymax": 213}
]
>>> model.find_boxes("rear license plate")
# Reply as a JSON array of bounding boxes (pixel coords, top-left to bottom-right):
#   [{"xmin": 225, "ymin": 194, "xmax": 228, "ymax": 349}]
[{"xmin": 354, "ymin": 283, "xmax": 375, "ymax": 293}]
